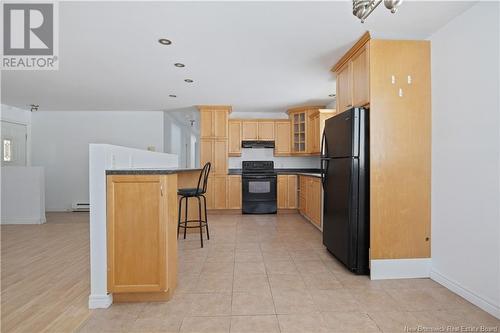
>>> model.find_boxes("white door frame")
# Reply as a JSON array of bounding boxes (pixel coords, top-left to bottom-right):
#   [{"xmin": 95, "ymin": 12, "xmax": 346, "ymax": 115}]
[{"xmin": 1, "ymin": 120, "xmax": 30, "ymax": 166}]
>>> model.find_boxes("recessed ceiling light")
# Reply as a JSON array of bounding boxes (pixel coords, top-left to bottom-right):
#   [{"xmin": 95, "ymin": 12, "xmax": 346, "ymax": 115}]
[
  {"xmin": 329, "ymin": 94, "xmax": 336, "ymax": 97},
  {"xmin": 169, "ymin": 94, "xmax": 177, "ymax": 98},
  {"xmin": 184, "ymin": 79, "xmax": 194, "ymax": 83},
  {"xmin": 174, "ymin": 63, "xmax": 185, "ymax": 68},
  {"xmin": 158, "ymin": 38, "xmax": 172, "ymax": 45}
]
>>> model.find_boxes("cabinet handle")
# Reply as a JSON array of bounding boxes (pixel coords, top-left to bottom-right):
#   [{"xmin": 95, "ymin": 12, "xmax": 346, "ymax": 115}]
[
  {"xmin": 346, "ymin": 104, "xmax": 352, "ymax": 108},
  {"xmin": 160, "ymin": 185, "xmax": 164, "ymax": 197}
]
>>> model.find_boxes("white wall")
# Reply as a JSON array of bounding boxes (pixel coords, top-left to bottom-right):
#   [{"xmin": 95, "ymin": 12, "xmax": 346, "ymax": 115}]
[
  {"xmin": 229, "ymin": 111, "xmax": 320, "ymax": 169},
  {"xmin": 430, "ymin": 1, "xmax": 500, "ymax": 318},
  {"xmin": 31, "ymin": 111, "xmax": 164, "ymax": 211}
]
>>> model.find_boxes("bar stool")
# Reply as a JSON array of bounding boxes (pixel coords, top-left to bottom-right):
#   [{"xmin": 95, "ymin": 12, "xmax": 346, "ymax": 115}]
[{"xmin": 177, "ymin": 162, "xmax": 211, "ymax": 248}]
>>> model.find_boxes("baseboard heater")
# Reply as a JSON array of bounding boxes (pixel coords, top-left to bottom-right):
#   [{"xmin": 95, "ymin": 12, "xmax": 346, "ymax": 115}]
[{"xmin": 72, "ymin": 202, "xmax": 90, "ymax": 212}]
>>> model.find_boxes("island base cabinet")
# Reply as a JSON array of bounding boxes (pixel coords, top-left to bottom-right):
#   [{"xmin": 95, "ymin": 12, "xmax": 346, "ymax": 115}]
[{"xmin": 107, "ymin": 174, "xmax": 177, "ymax": 301}]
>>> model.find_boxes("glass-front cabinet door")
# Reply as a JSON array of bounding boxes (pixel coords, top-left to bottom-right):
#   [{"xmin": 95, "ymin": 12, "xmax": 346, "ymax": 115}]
[{"xmin": 292, "ymin": 112, "xmax": 306, "ymax": 153}]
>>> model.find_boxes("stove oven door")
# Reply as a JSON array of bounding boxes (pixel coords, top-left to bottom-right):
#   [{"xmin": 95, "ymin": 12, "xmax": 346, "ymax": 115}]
[{"xmin": 242, "ymin": 175, "xmax": 277, "ymax": 214}]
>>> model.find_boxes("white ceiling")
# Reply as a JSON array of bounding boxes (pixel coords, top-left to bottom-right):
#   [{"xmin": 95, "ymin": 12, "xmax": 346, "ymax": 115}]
[{"xmin": 1, "ymin": 1, "xmax": 476, "ymax": 112}]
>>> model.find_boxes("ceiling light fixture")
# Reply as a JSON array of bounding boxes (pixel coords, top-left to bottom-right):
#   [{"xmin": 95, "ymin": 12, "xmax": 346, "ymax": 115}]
[
  {"xmin": 30, "ymin": 104, "xmax": 39, "ymax": 112},
  {"xmin": 329, "ymin": 94, "xmax": 336, "ymax": 97},
  {"xmin": 353, "ymin": 0, "xmax": 403, "ymax": 23},
  {"xmin": 158, "ymin": 38, "xmax": 172, "ymax": 45},
  {"xmin": 174, "ymin": 63, "xmax": 185, "ymax": 68},
  {"xmin": 184, "ymin": 79, "xmax": 194, "ymax": 83},
  {"xmin": 169, "ymin": 94, "xmax": 177, "ymax": 98}
]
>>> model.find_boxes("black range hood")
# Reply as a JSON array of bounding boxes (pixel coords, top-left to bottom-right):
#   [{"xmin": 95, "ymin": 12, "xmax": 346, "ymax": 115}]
[{"xmin": 241, "ymin": 140, "xmax": 275, "ymax": 148}]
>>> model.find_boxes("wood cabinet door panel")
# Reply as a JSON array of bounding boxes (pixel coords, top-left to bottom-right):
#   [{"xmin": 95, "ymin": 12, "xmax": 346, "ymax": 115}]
[
  {"xmin": 107, "ymin": 175, "xmax": 166, "ymax": 293},
  {"xmin": 214, "ymin": 111, "xmax": 228, "ymax": 138},
  {"xmin": 337, "ymin": 63, "xmax": 353, "ymax": 113},
  {"xmin": 277, "ymin": 175, "xmax": 287, "ymax": 209},
  {"xmin": 228, "ymin": 121, "xmax": 242, "ymax": 156},
  {"xmin": 213, "ymin": 140, "xmax": 228, "ymax": 175},
  {"xmin": 242, "ymin": 122, "xmax": 258, "ymax": 140},
  {"xmin": 200, "ymin": 111, "xmax": 213, "ymax": 138},
  {"xmin": 287, "ymin": 175, "xmax": 298, "ymax": 209},
  {"xmin": 200, "ymin": 139, "xmax": 213, "ymax": 168},
  {"xmin": 212, "ymin": 176, "xmax": 227, "ymax": 209},
  {"xmin": 227, "ymin": 176, "xmax": 242, "ymax": 209},
  {"xmin": 274, "ymin": 121, "xmax": 291, "ymax": 155},
  {"xmin": 258, "ymin": 122, "xmax": 275, "ymax": 140},
  {"xmin": 352, "ymin": 45, "xmax": 370, "ymax": 107}
]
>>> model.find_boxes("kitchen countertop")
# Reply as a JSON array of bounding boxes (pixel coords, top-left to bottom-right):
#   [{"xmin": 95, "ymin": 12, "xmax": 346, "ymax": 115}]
[
  {"xmin": 227, "ymin": 168, "xmax": 321, "ymax": 178},
  {"xmin": 106, "ymin": 168, "xmax": 202, "ymax": 175}
]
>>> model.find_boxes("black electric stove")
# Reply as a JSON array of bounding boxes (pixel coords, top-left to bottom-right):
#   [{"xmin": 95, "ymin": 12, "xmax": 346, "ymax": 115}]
[{"xmin": 241, "ymin": 161, "xmax": 277, "ymax": 214}]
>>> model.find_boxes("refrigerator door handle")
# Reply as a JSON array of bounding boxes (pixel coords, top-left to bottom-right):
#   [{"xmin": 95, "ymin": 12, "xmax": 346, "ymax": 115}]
[
  {"xmin": 320, "ymin": 129, "xmax": 327, "ymax": 158},
  {"xmin": 320, "ymin": 159, "xmax": 329, "ymax": 189}
]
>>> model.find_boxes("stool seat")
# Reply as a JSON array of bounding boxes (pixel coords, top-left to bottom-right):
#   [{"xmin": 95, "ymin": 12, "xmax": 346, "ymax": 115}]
[{"xmin": 177, "ymin": 188, "xmax": 205, "ymax": 197}]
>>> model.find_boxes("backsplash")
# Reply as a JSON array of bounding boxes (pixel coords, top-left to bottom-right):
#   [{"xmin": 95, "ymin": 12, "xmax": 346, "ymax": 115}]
[{"xmin": 228, "ymin": 148, "xmax": 320, "ymax": 169}]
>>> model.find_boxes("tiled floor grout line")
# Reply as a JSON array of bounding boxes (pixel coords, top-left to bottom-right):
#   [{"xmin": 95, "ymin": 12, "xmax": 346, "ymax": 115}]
[{"xmin": 260, "ymin": 241, "xmax": 282, "ymax": 333}]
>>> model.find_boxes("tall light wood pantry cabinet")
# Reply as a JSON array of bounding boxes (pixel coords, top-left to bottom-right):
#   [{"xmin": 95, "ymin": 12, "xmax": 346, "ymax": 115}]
[{"xmin": 332, "ymin": 32, "xmax": 431, "ymax": 261}]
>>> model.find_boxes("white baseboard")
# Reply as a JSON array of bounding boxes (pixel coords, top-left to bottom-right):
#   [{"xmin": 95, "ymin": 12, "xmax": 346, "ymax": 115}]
[
  {"xmin": 88, "ymin": 294, "xmax": 113, "ymax": 309},
  {"xmin": 431, "ymin": 269, "xmax": 500, "ymax": 319},
  {"xmin": 370, "ymin": 258, "xmax": 432, "ymax": 280},
  {"xmin": 0, "ymin": 217, "xmax": 46, "ymax": 225}
]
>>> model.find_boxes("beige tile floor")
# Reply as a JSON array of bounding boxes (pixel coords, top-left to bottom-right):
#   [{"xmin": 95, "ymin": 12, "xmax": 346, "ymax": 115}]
[{"xmin": 78, "ymin": 213, "xmax": 499, "ymax": 333}]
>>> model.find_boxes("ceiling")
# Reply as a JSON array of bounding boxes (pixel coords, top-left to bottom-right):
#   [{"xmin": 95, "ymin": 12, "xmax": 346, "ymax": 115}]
[{"xmin": 1, "ymin": 1, "xmax": 476, "ymax": 112}]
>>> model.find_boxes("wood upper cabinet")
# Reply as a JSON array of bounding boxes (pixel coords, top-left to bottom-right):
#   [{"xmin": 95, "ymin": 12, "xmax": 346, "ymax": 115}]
[
  {"xmin": 198, "ymin": 106, "xmax": 231, "ymax": 138},
  {"xmin": 308, "ymin": 112, "xmax": 320, "ymax": 154},
  {"xmin": 107, "ymin": 175, "xmax": 173, "ymax": 293},
  {"xmin": 274, "ymin": 121, "xmax": 291, "ymax": 156},
  {"xmin": 242, "ymin": 121, "xmax": 259, "ymax": 140},
  {"xmin": 227, "ymin": 175, "xmax": 242, "ymax": 209},
  {"xmin": 352, "ymin": 44, "xmax": 370, "ymax": 107},
  {"xmin": 200, "ymin": 139, "xmax": 227, "ymax": 175},
  {"xmin": 258, "ymin": 121, "xmax": 274, "ymax": 140},
  {"xmin": 336, "ymin": 63, "xmax": 353, "ymax": 113},
  {"xmin": 277, "ymin": 175, "xmax": 298, "ymax": 209},
  {"xmin": 228, "ymin": 120, "xmax": 242, "ymax": 156},
  {"xmin": 289, "ymin": 111, "xmax": 307, "ymax": 153}
]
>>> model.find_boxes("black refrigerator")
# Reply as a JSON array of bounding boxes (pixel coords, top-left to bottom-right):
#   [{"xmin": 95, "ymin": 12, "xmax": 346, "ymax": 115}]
[{"xmin": 320, "ymin": 107, "xmax": 369, "ymax": 275}]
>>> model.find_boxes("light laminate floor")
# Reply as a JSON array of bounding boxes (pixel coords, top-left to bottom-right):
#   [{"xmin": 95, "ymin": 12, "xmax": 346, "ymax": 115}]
[
  {"xmin": 1, "ymin": 213, "xmax": 498, "ymax": 333},
  {"xmin": 1, "ymin": 212, "xmax": 91, "ymax": 333}
]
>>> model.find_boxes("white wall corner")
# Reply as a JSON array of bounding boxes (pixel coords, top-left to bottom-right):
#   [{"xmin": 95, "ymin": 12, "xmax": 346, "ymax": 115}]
[
  {"xmin": 431, "ymin": 269, "xmax": 500, "ymax": 320},
  {"xmin": 88, "ymin": 294, "xmax": 113, "ymax": 309},
  {"xmin": 370, "ymin": 258, "xmax": 432, "ymax": 280}
]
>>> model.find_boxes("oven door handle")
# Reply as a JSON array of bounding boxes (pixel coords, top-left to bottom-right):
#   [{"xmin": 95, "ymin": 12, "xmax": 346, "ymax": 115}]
[{"xmin": 242, "ymin": 176, "xmax": 275, "ymax": 180}]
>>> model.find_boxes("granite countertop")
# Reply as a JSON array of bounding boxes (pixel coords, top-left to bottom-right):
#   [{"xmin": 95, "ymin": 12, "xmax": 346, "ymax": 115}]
[
  {"xmin": 106, "ymin": 168, "xmax": 201, "ymax": 175},
  {"xmin": 227, "ymin": 168, "xmax": 321, "ymax": 178}
]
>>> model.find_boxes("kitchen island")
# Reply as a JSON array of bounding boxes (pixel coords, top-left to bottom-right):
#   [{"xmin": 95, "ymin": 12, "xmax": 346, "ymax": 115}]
[{"xmin": 105, "ymin": 168, "xmax": 200, "ymax": 303}]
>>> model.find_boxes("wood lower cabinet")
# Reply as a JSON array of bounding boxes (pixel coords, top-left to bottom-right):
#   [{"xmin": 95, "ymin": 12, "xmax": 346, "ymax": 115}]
[
  {"xmin": 277, "ymin": 175, "xmax": 298, "ymax": 209},
  {"xmin": 227, "ymin": 175, "xmax": 242, "ymax": 209},
  {"xmin": 107, "ymin": 174, "xmax": 177, "ymax": 297},
  {"xmin": 228, "ymin": 120, "xmax": 242, "ymax": 156},
  {"xmin": 299, "ymin": 175, "xmax": 322, "ymax": 228}
]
